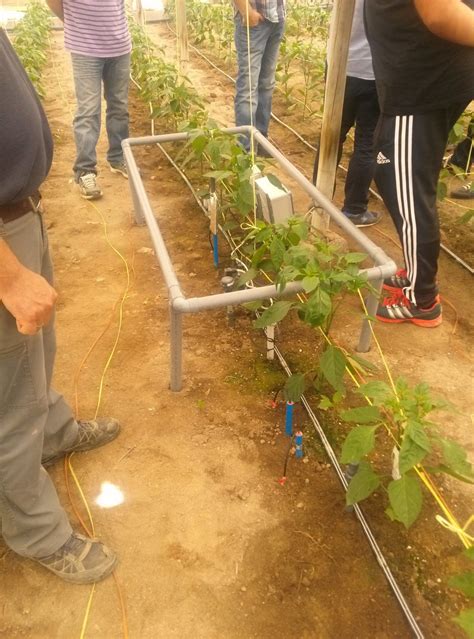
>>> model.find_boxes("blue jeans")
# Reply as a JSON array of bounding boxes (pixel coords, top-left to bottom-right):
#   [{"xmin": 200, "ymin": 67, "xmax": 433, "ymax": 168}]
[
  {"xmin": 234, "ymin": 17, "xmax": 285, "ymax": 149},
  {"xmin": 71, "ymin": 52, "xmax": 130, "ymax": 178}
]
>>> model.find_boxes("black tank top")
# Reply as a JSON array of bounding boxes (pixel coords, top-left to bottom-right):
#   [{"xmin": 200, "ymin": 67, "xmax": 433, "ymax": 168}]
[{"xmin": 364, "ymin": 0, "xmax": 474, "ymax": 115}]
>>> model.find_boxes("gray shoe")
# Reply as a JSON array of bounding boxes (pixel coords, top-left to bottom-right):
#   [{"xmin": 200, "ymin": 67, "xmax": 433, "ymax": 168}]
[
  {"xmin": 450, "ymin": 182, "xmax": 474, "ymax": 199},
  {"xmin": 35, "ymin": 532, "xmax": 117, "ymax": 584},
  {"xmin": 109, "ymin": 161, "xmax": 128, "ymax": 179},
  {"xmin": 343, "ymin": 209, "xmax": 382, "ymax": 227},
  {"xmin": 42, "ymin": 418, "xmax": 120, "ymax": 467},
  {"xmin": 77, "ymin": 172, "xmax": 103, "ymax": 200}
]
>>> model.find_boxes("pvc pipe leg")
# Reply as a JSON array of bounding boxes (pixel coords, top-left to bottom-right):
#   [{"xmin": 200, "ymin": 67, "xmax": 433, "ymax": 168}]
[
  {"xmin": 129, "ymin": 177, "xmax": 146, "ymax": 226},
  {"xmin": 170, "ymin": 307, "xmax": 183, "ymax": 391}
]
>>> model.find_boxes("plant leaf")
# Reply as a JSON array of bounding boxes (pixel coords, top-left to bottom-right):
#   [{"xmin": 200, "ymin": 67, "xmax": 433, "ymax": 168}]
[
  {"xmin": 237, "ymin": 267, "xmax": 258, "ymax": 287},
  {"xmin": 453, "ymin": 608, "xmax": 474, "ymax": 639},
  {"xmin": 341, "ymin": 405, "xmax": 381, "ymax": 424},
  {"xmin": 344, "ymin": 252, "xmax": 367, "ymax": 264},
  {"xmin": 341, "ymin": 425, "xmax": 377, "ymax": 463},
  {"xmin": 387, "ymin": 473, "xmax": 423, "ymax": 528},
  {"xmin": 319, "ymin": 345, "xmax": 346, "ymax": 391},
  {"xmin": 357, "ymin": 380, "xmax": 392, "ymax": 404},
  {"xmin": 284, "ymin": 373, "xmax": 306, "ymax": 402},
  {"xmin": 440, "ymin": 439, "xmax": 474, "ymax": 480},
  {"xmin": 405, "ymin": 421, "xmax": 431, "ymax": 452},
  {"xmin": 399, "ymin": 434, "xmax": 429, "ymax": 475},
  {"xmin": 254, "ymin": 301, "xmax": 293, "ymax": 328},
  {"xmin": 346, "ymin": 461, "xmax": 380, "ymax": 505},
  {"xmin": 449, "ymin": 572, "xmax": 474, "ymax": 598}
]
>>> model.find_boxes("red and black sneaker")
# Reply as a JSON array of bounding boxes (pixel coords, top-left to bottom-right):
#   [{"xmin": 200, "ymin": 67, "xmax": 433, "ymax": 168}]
[
  {"xmin": 383, "ymin": 268, "xmax": 410, "ymax": 292},
  {"xmin": 377, "ymin": 291, "xmax": 442, "ymax": 328}
]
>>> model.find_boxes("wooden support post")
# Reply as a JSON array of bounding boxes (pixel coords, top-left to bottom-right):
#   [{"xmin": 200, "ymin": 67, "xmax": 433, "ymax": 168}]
[
  {"xmin": 176, "ymin": 0, "xmax": 189, "ymax": 70},
  {"xmin": 312, "ymin": 0, "xmax": 355, "ymax": 231},
  {"xmin": 133, "ymin": 0, "xmax": 145, "ymax": 26}
]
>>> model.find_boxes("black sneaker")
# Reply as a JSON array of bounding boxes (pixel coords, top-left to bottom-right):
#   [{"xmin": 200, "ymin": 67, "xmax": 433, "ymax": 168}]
[
  {"xmin": 109, "ymin": 161, "xmax": 128, "ymax": 179},
  {"xmin": 377, "ymin": 291, "xmax": 442, "ymax": 327},
  {"xmin": 450, "ymin": 182, "xmax": 474, "ymax": 199},
  {"xmin": 35, "ymin": 532, "xmax": 117, "ymax": 584},
  {"xmin": 343, "ymin": 210, "xmax": 381, "ymax": 227},
  {"xmin": 77, "ymin": 172, "xmax": 102, "ymax": 200},
  {"xmin": 383, "ymin": 268, "xmax": 410, "ymax": 292},
  {"xmin": 42, "ymin": 418, "xmax": 120, "ymax": 467}
]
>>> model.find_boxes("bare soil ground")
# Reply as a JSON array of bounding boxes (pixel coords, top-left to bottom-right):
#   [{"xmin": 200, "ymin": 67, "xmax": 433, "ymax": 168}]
[{"xmin": 0, "ymin": 28, "xmax": 472, "ymax": 639}]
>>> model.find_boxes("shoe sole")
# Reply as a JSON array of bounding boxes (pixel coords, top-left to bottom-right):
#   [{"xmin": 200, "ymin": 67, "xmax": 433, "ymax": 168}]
[
  {"xmin": 449, "ymin": 193, "xmax": 474, "ymax": 200},
  {"xmin": 377, "ymin": 314, "xmax": 442, "ymax": 328},
  {"xmin": 80, "ymin": 192, "xmax": 103, "ymax": 200},
  {"xmin": 109, "ymin": 166, "xmax": 128, "ymax": 179},
  {"xmin": 41, "ymin": 553, "xmax": 118, "ymax": 584},
  {"xmin": 353, "ymin": 218, "xmax": 381, "ymax": 228}
]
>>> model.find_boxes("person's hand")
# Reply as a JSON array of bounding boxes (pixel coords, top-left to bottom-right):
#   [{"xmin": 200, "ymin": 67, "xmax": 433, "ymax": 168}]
[
  {"xmin": 0, "ymin": 264, "xmax": 57, "ymax": 335},
  {"xmin": 241, "ymin": 9, "xmax": 264, "ymax": 27}
]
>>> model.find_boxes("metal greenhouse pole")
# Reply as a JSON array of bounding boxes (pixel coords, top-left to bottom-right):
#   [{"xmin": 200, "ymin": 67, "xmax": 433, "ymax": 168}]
[{"xmin": 312, "ymin": 0, "xmax": 356, "ymax": 231}]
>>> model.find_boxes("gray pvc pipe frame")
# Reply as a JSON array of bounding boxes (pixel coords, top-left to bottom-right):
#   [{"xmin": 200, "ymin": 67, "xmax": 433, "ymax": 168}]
[{"xmin": 122, "ymin": 126, "xmax": 395, "ymax": 391}]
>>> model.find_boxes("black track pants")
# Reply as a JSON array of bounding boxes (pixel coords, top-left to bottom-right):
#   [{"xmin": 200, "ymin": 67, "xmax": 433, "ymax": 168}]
[
  {"xmin": 373, "ymin": 103, "xmax": 468, "ymax": 307},
  {"xmin": 313, "ymin": 76, "xmax": 380, "ymax": 215}
]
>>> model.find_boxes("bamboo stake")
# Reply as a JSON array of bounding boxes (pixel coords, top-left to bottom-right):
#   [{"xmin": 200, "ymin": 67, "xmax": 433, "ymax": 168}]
[
  {"xmin": 175, "ymin": 0, "xmax": 189, "ymax": 70},
  {"xmin": 312, "ymin": 0, "xmax": 355, "ymax": 231}
]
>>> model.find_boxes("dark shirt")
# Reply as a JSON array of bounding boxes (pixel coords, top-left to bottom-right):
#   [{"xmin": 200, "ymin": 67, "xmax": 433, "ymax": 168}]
[
  {"xmin": 364, "ymin": 0, "xmax": 474, "ymax": 115},
  {"xmin": 0, "ymin": 29, "xmax": 53, "ymax": 205}
]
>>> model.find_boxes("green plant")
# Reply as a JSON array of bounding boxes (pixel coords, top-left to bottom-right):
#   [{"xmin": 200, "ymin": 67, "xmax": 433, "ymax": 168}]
[
  {"xmin": 449, "ymin": 545, "xmax": 474, "ymax": 638},
  {"xmin": 129, "ymin": 20, "xmax": 207, "ymax": 130},
  {"xmin": 13, "ymin": 0, "xmax": 51, "ymax": 97}
]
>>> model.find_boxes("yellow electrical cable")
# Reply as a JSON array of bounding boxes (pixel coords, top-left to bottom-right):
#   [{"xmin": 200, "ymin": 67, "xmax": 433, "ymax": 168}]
[
  {"xmin": 46, "ymin": 30, "xmax": 131, "ymax": 638},
  {"xmin": 79, "ymin": 584, "xmax": 96, "ymax": 639},
  {"xmin": 86, "ymin": 200, "xmax": 132, "ymax": 420},
  {"xmin": 68, "ymin": 454, "xmax": 96, "ymax": 537}
]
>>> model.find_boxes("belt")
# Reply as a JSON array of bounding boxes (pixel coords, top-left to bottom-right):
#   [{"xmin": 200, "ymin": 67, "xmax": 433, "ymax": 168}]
[{"xmin": 0, "ymin": 191, "xmax": 41, "ymax": 223}]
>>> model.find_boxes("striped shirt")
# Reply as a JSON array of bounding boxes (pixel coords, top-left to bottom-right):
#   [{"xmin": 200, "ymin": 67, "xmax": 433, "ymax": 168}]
[{"xmin": 63, "ymin": 0, "xmax": 131, "ymax": 58}]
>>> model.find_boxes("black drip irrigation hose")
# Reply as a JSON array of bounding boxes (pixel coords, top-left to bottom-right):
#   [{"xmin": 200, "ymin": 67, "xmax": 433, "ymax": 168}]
[{"xmin": 162, "ymin": 22, "xmax": 473, "ymax": 276}]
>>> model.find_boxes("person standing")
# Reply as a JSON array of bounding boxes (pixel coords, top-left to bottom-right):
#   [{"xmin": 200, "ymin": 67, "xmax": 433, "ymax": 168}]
[
  {"xmin": 46, "ymin": 0, "xmax": 131, "ymax": 200},
  {"xmin": 233, "ymin": 0, "xmax": 286, "ymax": 153},
  {"xmin": 0, "ymin": 28, "xmax": 120, "ymax": 583},
  {"xmin": 313, "ymin": 0, "xmax": 381, "ymax": 227},
  {"xmin": 364, "ymin": 0, "xmax": 474, "ymax": 326}
]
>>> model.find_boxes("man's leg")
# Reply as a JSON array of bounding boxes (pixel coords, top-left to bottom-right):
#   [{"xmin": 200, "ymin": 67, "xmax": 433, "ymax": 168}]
[
  {"xmin": 450, "ymin": 117, "xmax": 473, "ymax": 172},
  {"xmin": 255, "ymin": 20, "xmax": 285, "ymax": 137},
  {"xmin": 343, "ymin": 79, "xmax": 380, "ymax": 216},
  {"xmin": 71, "ymin": 54, "xmax": 103, "ymax": 178},
  {"xmin": 103, "ymin": 53, "xmax": 130, "ymax": 168},
  {"xmin": 234, "ymin": 18, "xmax": 271, "ymax": 150},
  {"xmin": 374, "ymin": 103, "xmax": 467, "ymax": 309},
  {"xmin": 0, "ymin": 212, "xmax": 72, "ymax": 559},
  {"xmin": 38, "ymin": 218, "xmax": 79, "ymax": 459}
]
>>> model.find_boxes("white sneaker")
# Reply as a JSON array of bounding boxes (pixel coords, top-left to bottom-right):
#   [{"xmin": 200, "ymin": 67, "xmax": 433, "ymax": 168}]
[{"xmin": 77, "ymin": 172, "xmax": 102, "ymax": 200}]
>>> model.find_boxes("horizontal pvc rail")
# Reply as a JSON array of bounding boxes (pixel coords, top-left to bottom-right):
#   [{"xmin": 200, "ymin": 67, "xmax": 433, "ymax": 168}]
[{"xmin": 122, "ymin": 126, "xmax": 396, "ymax": 391}]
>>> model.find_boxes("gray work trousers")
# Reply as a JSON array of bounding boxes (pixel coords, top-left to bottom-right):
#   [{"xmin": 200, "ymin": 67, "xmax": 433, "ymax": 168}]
[{"xmin": 0, "ymin": 210, "xmax": 78, "ymax": 558}]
